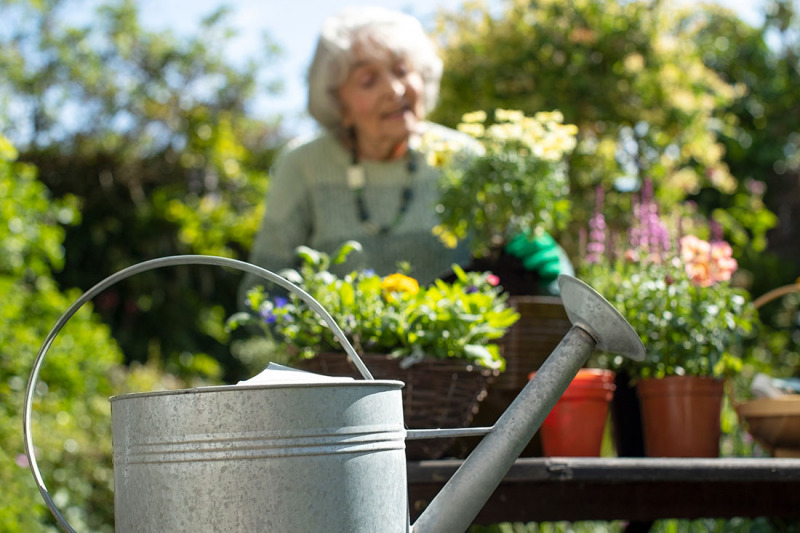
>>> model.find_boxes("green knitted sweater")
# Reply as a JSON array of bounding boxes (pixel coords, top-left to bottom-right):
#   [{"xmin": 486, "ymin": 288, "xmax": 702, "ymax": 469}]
[{"xmin": 241, "ymin": 122, "xmax": 474, "ymax": 298}]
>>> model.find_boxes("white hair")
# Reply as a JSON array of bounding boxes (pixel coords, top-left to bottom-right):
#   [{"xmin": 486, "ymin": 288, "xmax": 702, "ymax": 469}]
[{"xmin": 307, "ymin": 6, "xmax": 443, "ymax": 132}]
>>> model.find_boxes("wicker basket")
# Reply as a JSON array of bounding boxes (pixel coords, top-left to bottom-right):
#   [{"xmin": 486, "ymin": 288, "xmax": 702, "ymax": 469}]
[
  {"xmin": 297, "ymin": 352, "xmax": 498, "ymax": 459},
  {"xmin": 494, "ymin": 295, "xmax": 573, "ymax": 391}
]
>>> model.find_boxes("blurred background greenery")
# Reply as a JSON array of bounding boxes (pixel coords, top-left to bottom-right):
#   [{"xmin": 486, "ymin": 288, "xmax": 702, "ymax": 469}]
[{"xmin": 2, "ymin": 0, "xmax": 799, "ymax": 530}]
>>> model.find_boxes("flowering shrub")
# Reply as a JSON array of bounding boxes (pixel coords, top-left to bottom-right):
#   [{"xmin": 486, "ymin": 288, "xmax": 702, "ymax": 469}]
[
  {"xmin": 581, "ymin": 182, "xmax": 759, "ymax": 378},
  {"xmin": 421, "ymin": 109, "xmax": 577, "ymax": 257},
  {"xmin": 227, "ymin": 242, "xmax": 520, "ymax": 370}
]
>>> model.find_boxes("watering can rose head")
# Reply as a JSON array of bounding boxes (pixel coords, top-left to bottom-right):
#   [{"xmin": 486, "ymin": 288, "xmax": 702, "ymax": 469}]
[
  {"xmin": 580, "ymin": 182, "xmax": 761, "ymax": 379},
  {"xmin": 227, "ymin": 242, "xmax": 519, "ymax": 370}
]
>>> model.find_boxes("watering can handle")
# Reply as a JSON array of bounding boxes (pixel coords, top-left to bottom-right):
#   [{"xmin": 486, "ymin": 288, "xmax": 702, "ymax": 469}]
[{"xmin": 22, "ymin": 255, "xmax": 372, "ymax": 533}]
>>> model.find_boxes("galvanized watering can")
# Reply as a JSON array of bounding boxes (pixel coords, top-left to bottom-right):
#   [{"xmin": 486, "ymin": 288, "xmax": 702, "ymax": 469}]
[{"xmin": 23, "ymin": 256, "xmax": 645, "ymax": 532}]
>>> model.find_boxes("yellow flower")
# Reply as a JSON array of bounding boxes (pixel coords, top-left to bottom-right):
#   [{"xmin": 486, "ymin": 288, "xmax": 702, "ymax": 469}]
[
  {"xmin": 534, "ymin": 110, "xmax": 564, "ymax": 123},
  {"xmin": 432, "ymin": 224, "xmax": 460, "ymax": 249},
  {"xmin": 425, "ymin": 148, "xmax": 450, "ymax": 168},
  {"xmin": 381, "ymin": 273, "xmax": 420, "ymax": 298},
  {"xmin": 461, "ymin": 110, "xmax": 487, "ymax": 123},
  {"xmin": 457, "ymin": 122, "xmax": 485, "ymax": 139},
  {"xmin": 0, "ymin": 135, "xmax": 18, "ymax": 161},
  {"xmin": 495, "ymin": 108, "xmax": 525, "ymax": 123}
]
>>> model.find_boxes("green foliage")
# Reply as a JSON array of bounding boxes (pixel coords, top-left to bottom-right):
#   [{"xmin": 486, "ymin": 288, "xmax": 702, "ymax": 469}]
[
  {"xmin": 153, "ymin": 111, "xmax": 269, "ymax": 258},
  {"xmin": 580, "ymin": 182, "xmax": 760, "ymax": 378},
  {"xmin": 228, "ymin": 242, "xmax": 519, "ymax": 370},
  {"xmin": 0, "ymin": 135, "xmax": 123, "ymax": 531},
  {"xmin": 689, "ymin": 2, "xmax": 800, "ymax": 291},
  {"xmin": 587, "ymin": 262, "xmax": 759, "ymax": 378},
  {"xmin": 0, "ymin": 0, "xmax": 282, "ymax": 379},
  {"xmin": 0, "ymin": 137, "xmax": 78, "ymax": 278}
]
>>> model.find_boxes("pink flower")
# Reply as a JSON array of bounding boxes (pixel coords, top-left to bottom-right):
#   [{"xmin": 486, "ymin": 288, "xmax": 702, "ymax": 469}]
[
  {"xmin": 486, "ymin": 274, "xmax": 500, "ymax": 286},
  {"xmin": 680, "ymin": 235, "xmax": 710, "ymax": 263},
  {"xmin": 585, "ymin": 185, "xmax": 607, "ymax": 264},
  {"xmin": 679, "ymin": 235, "xmax": 738, "ymax": 287},
  {"xmin": 624, "ymin": 248, "xmax": 640, "ymax": 263}
]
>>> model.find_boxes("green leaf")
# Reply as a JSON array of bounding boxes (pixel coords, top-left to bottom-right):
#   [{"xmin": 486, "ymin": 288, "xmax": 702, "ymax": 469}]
[{"xmin": 332, "ymin": 240, "xmax": 362, "ymax": 264}]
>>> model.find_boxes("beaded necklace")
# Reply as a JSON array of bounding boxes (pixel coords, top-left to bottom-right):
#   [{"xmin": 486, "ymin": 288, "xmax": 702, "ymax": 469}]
[{"xmin": 346, "ymin": 143, "xmax": 417, "ymax": 236}]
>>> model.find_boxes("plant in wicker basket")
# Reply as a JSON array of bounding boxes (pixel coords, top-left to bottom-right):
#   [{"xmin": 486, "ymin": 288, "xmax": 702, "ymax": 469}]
[{"xmin": 227, "ymin": 241, "xmax": 520, "ymax": 458}]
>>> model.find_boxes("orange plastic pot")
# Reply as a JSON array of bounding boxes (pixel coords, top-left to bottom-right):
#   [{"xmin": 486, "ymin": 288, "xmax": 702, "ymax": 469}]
[
  {"xmin": 637, "ymin": 376, "xmax": 725, "ymax": 458},
  {"xmin": 531, "ymin": 369, "xmax": 616, "ymax": 456}
]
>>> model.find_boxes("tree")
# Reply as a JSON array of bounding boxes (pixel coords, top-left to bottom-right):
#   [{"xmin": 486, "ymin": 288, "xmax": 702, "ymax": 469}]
[
  {"xmin": 0, "ymin": 134, "xmax": 122, "ymax": 531},
  {"xmin": 688, "ymin": 1, "xmax": 800, "ymax": 293},
  {"xmin": 0, "ymin": 0, "xmax": 286, "ymax": 379},
  {"xmin": 429, "ymin": 0, "xmax": 774, "ymax": 264}
]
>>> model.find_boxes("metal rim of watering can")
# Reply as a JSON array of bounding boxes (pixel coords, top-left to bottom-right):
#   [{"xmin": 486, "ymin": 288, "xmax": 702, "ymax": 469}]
[{"xmin": 22, "ymin": 255, "xmax": 373, "ymax": 533}]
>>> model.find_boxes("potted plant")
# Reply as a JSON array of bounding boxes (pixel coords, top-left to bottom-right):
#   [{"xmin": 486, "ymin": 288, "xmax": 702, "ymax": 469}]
[
  {"xmin": 227, "ymin": 241, "xmax": 520, "ymax": 458},
  {"xmin": 423, "ymin": 108, "xmax": 577, "ymax": 296},
  {"xmin": 580, "ymin": 181, "xmax": 761, "ymax": 457},
  {"xmin": 420, "ymin": 110, "xmax": 579, "ymax": 418}
]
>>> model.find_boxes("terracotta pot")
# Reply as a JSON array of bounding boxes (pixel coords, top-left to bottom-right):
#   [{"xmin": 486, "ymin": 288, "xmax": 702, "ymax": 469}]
[
  {"xmin": 534, "ymin": 368, "xmax": 616, "ymax": 457},
  {"xmin": 637, "ymin": 375, "xmax": 725, "ymax": 458}
]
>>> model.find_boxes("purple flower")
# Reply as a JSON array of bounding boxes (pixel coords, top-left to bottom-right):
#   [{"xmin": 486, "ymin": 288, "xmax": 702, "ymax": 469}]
[
  {"xmin": 746, "ymin": 178, "xmax": 766, "ymax": 196},
  {"xmin": 260, "ymin": 307, "xmax": 277, "ymax": 324},
  {"xmin": 465, "ymin": 285, "xmax": 478, "ymax": 294},
  {"xmin": 586, "ymin": 185, "xmax": 607, "ymax": 263},
  {"xmin": 709, "ymin": 220, "xmax": 723, "ymax": 243},
  {"xmin": 630, "ymin": 178, "xmax": 671, "ymax": 262},
  {"xmin": 274, "ymin": 296, "xmax": 288, "ymax": 308}
]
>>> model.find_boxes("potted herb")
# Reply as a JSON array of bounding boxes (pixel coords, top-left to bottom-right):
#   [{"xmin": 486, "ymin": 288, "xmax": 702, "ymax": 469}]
[
  {"xmin": 581, "ymin": 182, "xmax": 761, "ymax": 457},
  {"xmin": 227, "ymin": 241, "xmax": 520, "ymax": 458}
]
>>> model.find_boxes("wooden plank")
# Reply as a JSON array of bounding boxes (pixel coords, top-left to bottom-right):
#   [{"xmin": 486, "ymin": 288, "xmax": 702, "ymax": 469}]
[{"xmin": 407, "ymin": 457, "xmax": 800, "ymax": 524}]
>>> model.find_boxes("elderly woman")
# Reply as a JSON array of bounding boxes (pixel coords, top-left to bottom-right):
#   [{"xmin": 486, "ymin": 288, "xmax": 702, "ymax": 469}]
[
  {"xmin": 243, "ymin": 6, "xmax": 475, "ymax": 292},
  {"xmin": 242, "ymin": 6, "xmax": 570, "ymax": 299}
]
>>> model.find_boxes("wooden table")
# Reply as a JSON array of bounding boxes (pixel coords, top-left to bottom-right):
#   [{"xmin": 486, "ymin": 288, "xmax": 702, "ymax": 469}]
[{"xmin": 407, "ymin": 457, "xmax": 800, "ymax": 525}]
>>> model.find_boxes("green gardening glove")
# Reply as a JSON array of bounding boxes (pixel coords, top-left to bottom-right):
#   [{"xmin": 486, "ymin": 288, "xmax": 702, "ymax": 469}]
[{"xmin": 505, "ymin": 230, "xmax": 575, "ymax": 294}]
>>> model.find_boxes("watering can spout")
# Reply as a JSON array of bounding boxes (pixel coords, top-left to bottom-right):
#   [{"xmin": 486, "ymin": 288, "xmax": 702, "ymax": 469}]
[{"xmin": 411, "ymin": 275, "xmax": 645, "ymax": 533}]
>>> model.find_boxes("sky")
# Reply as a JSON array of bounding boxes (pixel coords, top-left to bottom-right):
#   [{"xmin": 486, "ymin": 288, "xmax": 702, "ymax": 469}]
[
  {"xmin": 138, "ymin": 0, "xmax": 475, "ymax": 137},
  {"xmin": 136, "ymin": 0, "xmax": 764, "ymax": 138}
]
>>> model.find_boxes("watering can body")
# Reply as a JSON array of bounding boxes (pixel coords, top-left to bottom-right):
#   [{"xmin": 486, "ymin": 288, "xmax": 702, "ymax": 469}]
[{"xmin": 111, "ymin": 381, "xmax": 409, "ymax": 532}]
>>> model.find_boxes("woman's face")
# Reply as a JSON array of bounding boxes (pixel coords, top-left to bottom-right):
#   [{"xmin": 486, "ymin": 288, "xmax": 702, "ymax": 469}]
[{"xmin": 337, "ymin": 43, "xmax": 425, "ymax": 160}]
